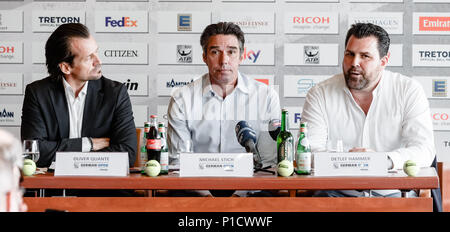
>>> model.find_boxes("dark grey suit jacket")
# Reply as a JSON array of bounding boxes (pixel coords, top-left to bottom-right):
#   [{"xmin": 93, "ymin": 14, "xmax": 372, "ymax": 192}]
[{"xmin": 21, "ymin": 75, "xmax": 137, "ymax": 167}]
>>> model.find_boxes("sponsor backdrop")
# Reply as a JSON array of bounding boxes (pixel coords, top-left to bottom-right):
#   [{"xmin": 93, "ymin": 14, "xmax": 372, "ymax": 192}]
[{"xmin": 1, "ymin": 0, "xmax": 450, "ymax": 161}]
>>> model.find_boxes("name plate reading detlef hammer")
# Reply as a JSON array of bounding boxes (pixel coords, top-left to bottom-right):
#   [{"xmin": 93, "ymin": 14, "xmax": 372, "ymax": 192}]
[
  {"xmin": 54, "ymin": 152, "xmax": 129, "ymax": 176},
  {"xmin": 314, "ymin": 152, "xmax": 388, "ymax": 176},
  {"xmin": 180, "ymin": 153, "xmax": 253, "ymax": 177}
]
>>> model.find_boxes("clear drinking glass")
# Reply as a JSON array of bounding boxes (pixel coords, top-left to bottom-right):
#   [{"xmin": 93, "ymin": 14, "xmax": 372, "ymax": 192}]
[{"xmin": 22, "ymin": 140, "xmax": 40, "ymax": 162}]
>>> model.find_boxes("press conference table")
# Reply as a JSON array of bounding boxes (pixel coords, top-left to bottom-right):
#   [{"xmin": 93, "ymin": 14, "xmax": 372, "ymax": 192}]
[{"xmin": 23, "ymin": 167, "xmax": 439, "ymax": 212}]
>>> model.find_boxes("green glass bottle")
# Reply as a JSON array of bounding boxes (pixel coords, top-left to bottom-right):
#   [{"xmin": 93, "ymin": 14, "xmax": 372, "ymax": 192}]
[
  {"xmin": 296, "ymin": 122, "xmax": 312, "ymax": 175},
  {"xmin": 158, "ymin": 122, "xmax": 169, "ymax": 174},
  {"xmin": 277, "ymin": 109, "xmax": 294, "ymax": 164}
]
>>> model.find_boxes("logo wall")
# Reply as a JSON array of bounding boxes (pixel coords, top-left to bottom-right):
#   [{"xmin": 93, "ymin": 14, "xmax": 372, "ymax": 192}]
[
  {"xmin": 157, "ymin": 12, "xmax": 211, "ymax": 33},
  {"xmin": 348, "ymin": 12, "xmax": 403, "ymax": 34},
  {"xmin": 412, "ymin": 44, "xmax": 450, "ymax": 67},
  {"xmin": 414, "ymin": 76, "xmax": 450, "ymax": 99},
  {"xmin": 284, "ymin": 43, "xmax": 338, "ymax": 66},
  {"xmin": 0, "ymin": 42, "xmax": 23, "ymax": 63},
  {"xmin": 99, "ymin": 43, "xmax": 148, "ymax": 64},
  {"xmin": 434, "ymin": 131, "xmax": 450, "ymax": 162},
  {"xmin": 285, "ymin": 12, "xmax": 339, "ymax": 34},
  {"xmin": 284, "ymin": 75, "xmax": 329, "ymax": 97},
  {"xmin": 0, "ymin": 10, "xmax": 23, "ymax": 32},
  {"xmin": 32, "ymin": 42, "xmax": 45, "ymax": 64},
  {"xmin": 414, "ymin": 12, "xmax": 450, "ymax": 35},
  {"xmin": 219, "ymin": 12, "xmax": 275, "ymax": 34},
  {"xmin": 95, "ymin": 11, "xmax": 148, "ymax": 33},
  {"xmin": 387, "ymin": 44, "xmax": 403, "ymax": 67},
  {"xmin": 0, "ymin": 104, "xmax": 21, "ymax": 126},
  {"xmin": 283, "ymin": 106, "xmax": 303, "ymax": 130},
  {"xmin": 108, "ymin": 74, "xmax": 148, "ymax": 96},
  {"xmin": 0, "ymin": 73, "xmax": 23, "ymax": 95},
  {"xmin": 32, "ymin": 11, "xmax": 85, "ymax": 32}
]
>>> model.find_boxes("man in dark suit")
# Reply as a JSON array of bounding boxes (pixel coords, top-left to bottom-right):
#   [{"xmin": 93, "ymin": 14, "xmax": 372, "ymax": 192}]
[{"xmin": 21, "ymin": 23, "xmax": 137, "ymax": 168}]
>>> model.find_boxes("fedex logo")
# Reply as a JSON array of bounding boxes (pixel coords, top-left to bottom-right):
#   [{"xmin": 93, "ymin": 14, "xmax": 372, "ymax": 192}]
[
  {"xmin": 105, "ymin": 17, "xmax": 137, "ymax": 27},
  {"xmin": 243, "ymin": 48, "xmax": 261, "ymax": 63}
]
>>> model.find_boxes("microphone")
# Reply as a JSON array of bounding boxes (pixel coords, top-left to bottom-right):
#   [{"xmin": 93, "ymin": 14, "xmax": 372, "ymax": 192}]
[
  {"xmin": 235, "ymin": 121, "xmax": 263, "ymax": 169},
  {"xmin": 268, "ymin": 119, "xmax": 281, "ymax": 141}
]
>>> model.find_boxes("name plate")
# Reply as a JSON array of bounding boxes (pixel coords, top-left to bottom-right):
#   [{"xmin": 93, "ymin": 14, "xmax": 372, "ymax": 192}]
[
  {"xmin": 180, "ymin": 153, "xmax": 253, "ymax": 177},
  {"xmin": 54, "ymin": 152, "xmax": 129, "ymax": 177},
  {"xmin": 314, "ymin": 152, "xmax": 388, "ymax": 176}
]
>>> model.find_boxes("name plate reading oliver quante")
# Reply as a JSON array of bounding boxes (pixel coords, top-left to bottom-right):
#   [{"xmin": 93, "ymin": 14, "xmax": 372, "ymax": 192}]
[
  {"xmin": 180, "ymin": 153, "xmax": 253, "ymax": 177},
  {"xmin": 314, "ymin": 152, "xmax": 388, "ymax": 176},
  {"xmin": 54, "ymin": 152, "xmax": 129, "ymax": 177}
]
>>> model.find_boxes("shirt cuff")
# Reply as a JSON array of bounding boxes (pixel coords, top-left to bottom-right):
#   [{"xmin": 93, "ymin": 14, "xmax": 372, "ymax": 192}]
[{"xmin": 82, "ymin": 137, "xmax": 92, "ymax": 152}]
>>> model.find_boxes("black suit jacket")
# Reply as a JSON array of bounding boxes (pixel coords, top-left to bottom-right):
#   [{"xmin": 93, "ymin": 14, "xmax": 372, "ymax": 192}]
[{"xmin": 21, "ymin": 75, "xmax": 137, "ymax": 167}]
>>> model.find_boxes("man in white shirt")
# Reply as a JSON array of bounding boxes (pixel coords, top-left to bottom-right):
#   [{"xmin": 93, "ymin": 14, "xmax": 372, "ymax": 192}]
[
  {"xmin": 167, "ymin": 22, "xmax": 281, "ymax": 196},
  {"xmin": 21, "ymin": 23, "xmax": 137, "ymax": 168},
  {"xmin": 302, "ymin": 23, "xmax": 435, "ymax": 197}
]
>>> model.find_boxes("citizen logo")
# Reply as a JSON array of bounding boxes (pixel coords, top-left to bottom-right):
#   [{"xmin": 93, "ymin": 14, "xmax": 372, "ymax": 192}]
[
  {"xmin": 104, "ymin": 50, "xmax": 138, "ymax": 57},
  {"xmin": 304, "ymin": 46, "xmax": 319, "ymax": 64},
  {"xmin": 105, "ymin": 17, "xmax": 137, "ymax": 27},
  {"xmin": 177, "ymin": 45, "xmax": 192, "ymax": 63},
  {"xmin": 38, "ymin": 16, "xmax": 81, "ymax": 24}
]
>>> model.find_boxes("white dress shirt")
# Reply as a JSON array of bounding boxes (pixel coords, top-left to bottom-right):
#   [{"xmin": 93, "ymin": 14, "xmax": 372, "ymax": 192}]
[
  {"xmin": 302, "ymin": 70, "xmax": 435, "ymax": 169},
  {"xmin": 62, "ymin": 78, "xmax": 91, "ymax": 152},
  {"xmin": 302, "ymin": 70, "xmax": 436, "ymax": 196},
  {"xmin": 167, "ymin": 72, "xmax": 281, "ymax": 168}
]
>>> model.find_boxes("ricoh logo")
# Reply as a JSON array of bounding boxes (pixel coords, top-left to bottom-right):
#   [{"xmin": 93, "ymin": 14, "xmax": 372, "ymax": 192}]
[
  {"xmin": 38, "ymin": 16, "xmax": 80, "ymax": 26},
  {"xmin": 0, "ymin": 46, "xmax": 14, "ymax": 54},
  {"xmin": 104, "ymin": 50, "xmax": 138, "ymax": 57},
  {"xmin": 243, "ymin": 48, "xmax": 261, "ymax": 63},
  {"xmin": 293, "ymin": 16, "xmax": 330, "ymax": 24},
  {"xmin": 105, "ymin": 17, "xmax": 137, "ymax": 27},
  {"xmin": 432, "ymin": 113, "xmax": 449, "ymax": 121},
  {"xmin": 0, "ymin": 46, "xmax": 15, "ymax": 59},
  {"xmin": 166, "ymin": 78, "xmax": 193, "ymax": 88},
  {"xmin": 419, "ymin": 16, "xmax": 450, "ymax": 32},
  {"xmin": 0, "ymin": 108, "xmax": 14, "ymax": 118}
]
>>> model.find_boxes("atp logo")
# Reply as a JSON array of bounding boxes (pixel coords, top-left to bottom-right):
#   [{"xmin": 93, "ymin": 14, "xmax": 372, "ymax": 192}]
[{"xmin": 243, "ymin": 48, "xmax": 261, "ymax": 63}]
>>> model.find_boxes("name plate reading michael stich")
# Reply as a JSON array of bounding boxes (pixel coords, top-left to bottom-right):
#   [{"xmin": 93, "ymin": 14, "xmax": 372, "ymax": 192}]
[
  {"xmin": 314, "ymin": 152, "xmax": 388, "ymax": 176},
  {"xmin": 55, "ymin": 152, "xmax": 129, "ymax": 177},
  {"xmin": 180, "ymin": 153, "xmax": 253, "ymax": 177}
]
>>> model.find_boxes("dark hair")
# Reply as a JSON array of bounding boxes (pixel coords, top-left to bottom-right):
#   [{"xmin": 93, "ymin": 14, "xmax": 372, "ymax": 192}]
[
  {"xmin": 200, "ymin": 22, "xmax": 245, "ymax": 55},
  {"xmin": 45, "ymin": 23, "xmax": 90, "ymax": 77},
  {"xmin": 345, "ymin": 23, "xmax": 390, "ymax": 58}
]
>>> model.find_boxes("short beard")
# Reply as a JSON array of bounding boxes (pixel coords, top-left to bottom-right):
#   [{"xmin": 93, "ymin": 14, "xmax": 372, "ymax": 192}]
[{"xmin": 344, "ymin": 69, "xmax": 369, "ymax": 90}]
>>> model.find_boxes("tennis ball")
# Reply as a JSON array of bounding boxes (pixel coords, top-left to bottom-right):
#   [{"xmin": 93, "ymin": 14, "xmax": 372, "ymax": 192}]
[
  {"xmin": 403, "ymin": 160, "xmax": 420, "ymax": 177},
  {"xmin": 23, "ymin": 159, "xmax": 36, "ymax": 176},
  {"xmin": 277, "ymin": 160, "xmax": 294, "ymax": 177},
  {"xmin": 145, "ymin": 160, "xmax": 161, "ymax": 177}
]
